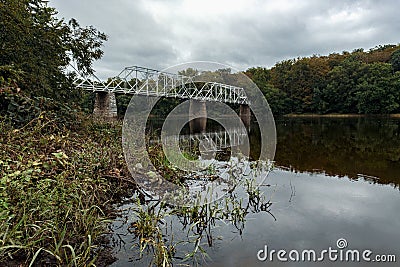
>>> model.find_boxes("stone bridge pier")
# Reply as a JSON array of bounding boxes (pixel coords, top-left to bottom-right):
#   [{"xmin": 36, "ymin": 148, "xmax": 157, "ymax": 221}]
[
  {"xmin": 189, "ymin": 100, "xmax": 207, "ymax": 133},
  {"xmin": 93, "ymin": 92, "xmax": 118, "ymax": 120},
  {"xmin": 188, "ymin": 101, "xmax": 251, "ymax": 134},
  {"xmin": 239, "ymin": 104, "xmax": 251, "ymax": 129}
]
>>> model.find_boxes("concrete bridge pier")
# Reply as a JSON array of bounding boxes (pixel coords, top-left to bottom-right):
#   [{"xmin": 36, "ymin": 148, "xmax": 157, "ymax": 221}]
[
  {"xmin": 93, "ymin": 92, "xmax": 118, "ymax": 120},
  {"xmin": 239, "ymin": 104, "xmax": 251, "ymax": 129},
  {"xmin": 189, "ymin": 100, "xmax": 207, "ymax": 133}
]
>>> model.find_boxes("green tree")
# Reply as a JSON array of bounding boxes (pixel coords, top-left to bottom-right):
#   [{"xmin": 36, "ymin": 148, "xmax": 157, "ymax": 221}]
[
  {"xmin": 270, "ymin": 60, "xmax": 295, "ymax": 112},
  {"xmin": 0, "ymin": 0, "xmax": 107, "ymax": 101},
  {"xmin": 390, "ymin": 49, "xmax": 400, "ymax": 72},
  {"xmin": 287, "ymin": 57, "xmax": 330, "ymax": 113},
  {"xmin": 263, "ymin": 85, "xmax": 291, "ymax": 115},
  {"xmin": 321, "ymin": 59, "xmax": 365, "ymax": 113},
  {"xmin": 245, "ymin": 67, "xmax": 271, "ymax": 92},
  {"xmin": 270, "ymin": 59, "xmax": 294, "ymax": 95},
  {"xmin": 356, "ymin": 63, "xmax": 400, "ymax": 114},
  {"xmin": 178, "ymin": 68, "xmax": 199, "ymax": 77},
  {"xmin": 245, "ymin": 67, "xmax": 290, "ymax": 115}
]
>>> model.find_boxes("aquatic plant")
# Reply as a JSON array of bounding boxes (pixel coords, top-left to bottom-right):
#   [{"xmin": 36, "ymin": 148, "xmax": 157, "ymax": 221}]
[{"xmin": 128, "ymin": 171, "xmax": 274, "ymax": 266}]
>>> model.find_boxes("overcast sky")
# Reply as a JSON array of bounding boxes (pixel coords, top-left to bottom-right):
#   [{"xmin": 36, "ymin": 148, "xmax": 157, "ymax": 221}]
[{"xmin": 50, "ymin": 0, "xmax": 400, "ymax": 78}]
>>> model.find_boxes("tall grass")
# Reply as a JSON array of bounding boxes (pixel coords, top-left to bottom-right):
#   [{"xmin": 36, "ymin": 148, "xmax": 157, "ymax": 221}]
[{"xmin": 0, "ymin": 109, "xmax": 133, "ymax": 266}]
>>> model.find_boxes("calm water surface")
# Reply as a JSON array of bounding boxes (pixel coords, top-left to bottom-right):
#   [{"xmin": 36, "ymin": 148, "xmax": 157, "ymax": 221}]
[{"xmin": 111, "ymin": 117, "xmax": 400, "ymax": 266}]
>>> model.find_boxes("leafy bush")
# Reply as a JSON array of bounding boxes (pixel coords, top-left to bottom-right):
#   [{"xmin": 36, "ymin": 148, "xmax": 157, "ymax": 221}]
[{"xmin": 0, "ymin": 86, "xmax": 78, "ymax": 129}]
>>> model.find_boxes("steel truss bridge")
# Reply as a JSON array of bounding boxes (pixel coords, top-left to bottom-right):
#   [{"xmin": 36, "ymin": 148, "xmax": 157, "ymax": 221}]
[{"xmin": 73, "ymin": 65, "xmax": 249, "ymax": 105}]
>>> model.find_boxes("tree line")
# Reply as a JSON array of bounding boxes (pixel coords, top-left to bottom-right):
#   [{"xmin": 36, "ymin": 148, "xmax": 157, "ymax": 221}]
[{"xmin": 246, "ymin": 45, "xmax": 400, "ymax": 115}]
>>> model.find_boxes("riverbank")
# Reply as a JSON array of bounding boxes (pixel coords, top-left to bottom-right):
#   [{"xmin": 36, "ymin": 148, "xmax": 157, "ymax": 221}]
[{"xmin": 0, "ymin": 107, "xmax": 135, "ymax": 265}]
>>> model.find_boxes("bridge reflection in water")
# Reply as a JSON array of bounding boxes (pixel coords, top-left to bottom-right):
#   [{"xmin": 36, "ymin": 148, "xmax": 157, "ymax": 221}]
[{"xmin": 150, "ymin": 127, "xmax": 248, "ymax": 153}]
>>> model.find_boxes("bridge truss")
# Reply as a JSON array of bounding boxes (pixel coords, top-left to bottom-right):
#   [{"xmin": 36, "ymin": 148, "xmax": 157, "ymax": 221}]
[{"xmin": 72, "ymin": 65, "xmax": 249, "ymax": 104}]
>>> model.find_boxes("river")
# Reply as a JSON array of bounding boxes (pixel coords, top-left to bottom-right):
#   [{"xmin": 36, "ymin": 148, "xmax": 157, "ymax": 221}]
[{"xmin": 110, "ymin": 116, "xmax": 400, "ymax": 266}]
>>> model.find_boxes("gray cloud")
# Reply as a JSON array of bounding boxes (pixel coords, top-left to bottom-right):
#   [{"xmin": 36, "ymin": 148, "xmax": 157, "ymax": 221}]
[{"xmin": 50, "ymin": 0, "xmax": 400, "ymax": 78}]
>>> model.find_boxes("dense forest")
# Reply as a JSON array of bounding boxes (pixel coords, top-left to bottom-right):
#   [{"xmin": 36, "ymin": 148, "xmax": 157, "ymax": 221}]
[{"xmin": 246, "ymin": 45, "xmax": 400, "ymax": 115}]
